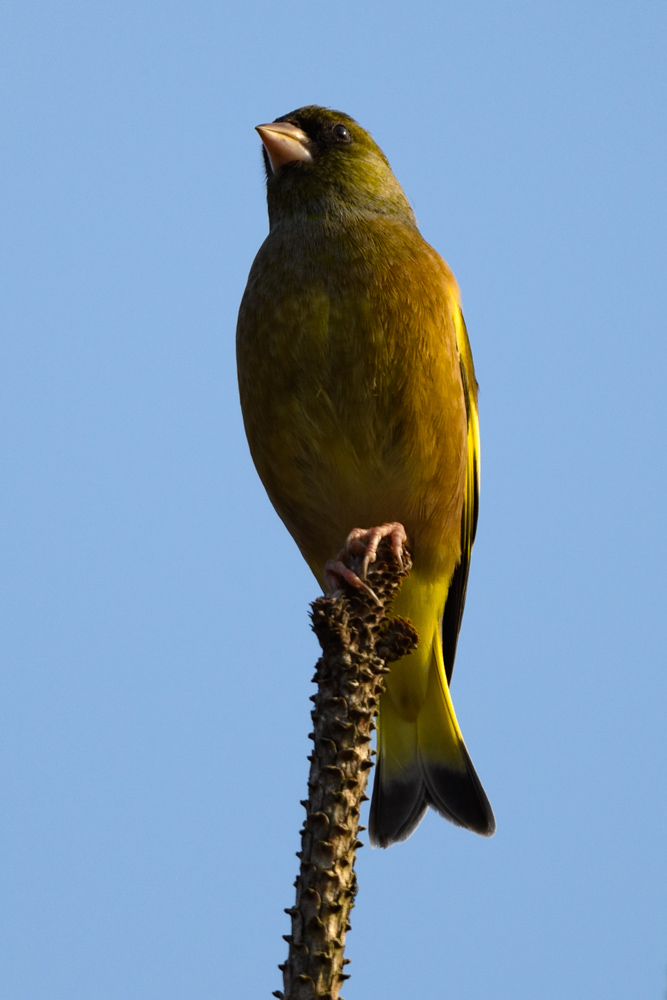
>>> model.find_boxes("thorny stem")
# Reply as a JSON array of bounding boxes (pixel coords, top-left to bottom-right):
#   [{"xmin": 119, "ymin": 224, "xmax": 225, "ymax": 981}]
[{"xmin": 274, "ymin": 538, "xmax": 418, "ymax": 1000}]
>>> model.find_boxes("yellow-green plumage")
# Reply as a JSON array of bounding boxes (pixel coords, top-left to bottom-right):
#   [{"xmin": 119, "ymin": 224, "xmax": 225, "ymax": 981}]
[{"xmin": 237, "ymin": 106, "xmax": 494, "ymax": 846}]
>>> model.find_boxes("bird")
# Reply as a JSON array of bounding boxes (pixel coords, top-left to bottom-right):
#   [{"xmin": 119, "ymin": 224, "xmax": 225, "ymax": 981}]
[{"xmin": 236, "ymin": 105, "xmax": 495, "ymax": 847}]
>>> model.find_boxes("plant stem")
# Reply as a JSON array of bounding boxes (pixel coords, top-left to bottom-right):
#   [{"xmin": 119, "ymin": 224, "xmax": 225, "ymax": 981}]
[{"xmin": 274, "ymin": 538, "xmax": 418, "ymax": 1000}]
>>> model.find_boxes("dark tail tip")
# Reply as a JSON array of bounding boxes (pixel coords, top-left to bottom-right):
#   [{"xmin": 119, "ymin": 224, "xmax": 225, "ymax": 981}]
[
  {"xmin": 368, "ymin": 745, "xmax": 495, "ymax": 847},
  {"xmin": 423, "ymin": 743, "xmax": 496, "ymax": 836},
  {"xmin": 368, "ymin": 764, "xmax": 428, "ymax": 848}
]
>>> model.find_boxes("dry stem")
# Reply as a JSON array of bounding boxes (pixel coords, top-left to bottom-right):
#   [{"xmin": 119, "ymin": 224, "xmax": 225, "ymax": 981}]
[{"xmin": 274, "ymin": 538, "xmax": 418, "ymax": 1000}]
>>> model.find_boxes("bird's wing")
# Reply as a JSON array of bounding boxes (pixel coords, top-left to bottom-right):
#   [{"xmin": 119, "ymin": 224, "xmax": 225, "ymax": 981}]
[{"xmin": 440, "ymin": 308, "xmax": 480, "ymax": 684}]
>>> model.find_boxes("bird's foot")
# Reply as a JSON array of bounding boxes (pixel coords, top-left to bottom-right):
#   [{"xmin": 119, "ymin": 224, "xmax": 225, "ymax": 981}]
[{"xmin": 324, "ymin": 522, "xmax": 407, "ymax": 605}]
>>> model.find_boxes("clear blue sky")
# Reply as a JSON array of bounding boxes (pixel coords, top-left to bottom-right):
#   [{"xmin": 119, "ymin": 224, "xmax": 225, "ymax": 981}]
[{"xmin": 2, "ymin": 2, "xmax": 666, "ymax": 998}]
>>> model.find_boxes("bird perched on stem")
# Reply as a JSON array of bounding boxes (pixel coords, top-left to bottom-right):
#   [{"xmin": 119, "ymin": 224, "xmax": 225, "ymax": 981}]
[{"xmin": 236, "ymin": 106, "xmax": 495, "ymax": 846}]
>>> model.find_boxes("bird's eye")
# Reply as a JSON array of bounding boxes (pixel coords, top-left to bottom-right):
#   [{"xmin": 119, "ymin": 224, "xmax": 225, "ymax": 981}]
[{"xmin": 332, "ymin": 123, "xmax": 351, "ymax": 143}]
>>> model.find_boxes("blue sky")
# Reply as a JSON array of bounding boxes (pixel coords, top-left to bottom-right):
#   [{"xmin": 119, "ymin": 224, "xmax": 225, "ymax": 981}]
[{"xmin": 2, "ymin": 2, "xmax": 666, "ymax": 998}]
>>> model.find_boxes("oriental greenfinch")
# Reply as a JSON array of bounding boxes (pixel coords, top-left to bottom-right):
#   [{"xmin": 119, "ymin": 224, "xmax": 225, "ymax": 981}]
[{"xmin": 236, "ymin": 106, "xmax": 494, "ymax": 846}]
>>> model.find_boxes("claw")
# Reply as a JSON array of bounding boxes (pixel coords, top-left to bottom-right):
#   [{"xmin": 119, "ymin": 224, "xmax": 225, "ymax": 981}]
[
  {"xmin": 323, "ymin": 522, "xmax": 407, "ymax": 604},
  {"xmin": 344, "ymin": 522, "xmax": 407, "ymax": 578},
  {"xmin": 324, "ymin": 558, "xmax": 381, "ymax": 605}
]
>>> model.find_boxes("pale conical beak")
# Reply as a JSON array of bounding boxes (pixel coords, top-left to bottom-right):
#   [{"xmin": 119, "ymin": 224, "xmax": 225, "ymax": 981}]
[{"xmin": 256, "ymin": 122, "xmax": 313, "ymax": 174}]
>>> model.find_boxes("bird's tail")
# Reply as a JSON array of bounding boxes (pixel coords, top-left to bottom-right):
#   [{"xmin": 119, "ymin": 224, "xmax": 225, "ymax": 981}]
[{"xmin": 369, "ymin": 628, "xmax": 495, "ymax": 848}]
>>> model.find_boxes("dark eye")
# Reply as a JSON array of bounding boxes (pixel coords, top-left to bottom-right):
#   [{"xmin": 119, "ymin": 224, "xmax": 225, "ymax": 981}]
[{"xmin": 332, "ymin": 123, "xmax": 351, "ymax": 143}]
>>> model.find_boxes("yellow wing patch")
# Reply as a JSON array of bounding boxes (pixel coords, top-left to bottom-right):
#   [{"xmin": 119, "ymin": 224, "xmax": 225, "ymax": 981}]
[{"xmin": 440, "ymin": 308, "xmax": 480, "ymax": 683}]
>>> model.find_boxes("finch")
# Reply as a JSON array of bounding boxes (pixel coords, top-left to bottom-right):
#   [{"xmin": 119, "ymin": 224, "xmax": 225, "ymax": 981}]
[{"xmin": 236, "ymin": 106, "xmax": 495, "ymax": 846}]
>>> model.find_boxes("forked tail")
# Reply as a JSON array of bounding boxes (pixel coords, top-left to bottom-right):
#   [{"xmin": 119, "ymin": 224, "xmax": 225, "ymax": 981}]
[{"xmin": 369, "ymin": 633, "xmax": 495, "ymax": 848}]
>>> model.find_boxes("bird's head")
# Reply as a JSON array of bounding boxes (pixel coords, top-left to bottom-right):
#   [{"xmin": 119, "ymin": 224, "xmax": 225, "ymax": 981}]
[{"xmin": 256, "ymin": 105, "xmax": 416, "ymax": 230}]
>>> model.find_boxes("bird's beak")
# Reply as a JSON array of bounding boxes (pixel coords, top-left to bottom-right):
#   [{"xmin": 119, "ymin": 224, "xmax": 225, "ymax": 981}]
[{"xmin": 256, "ymin": 122, "xmax": 313, "ymax": 174}]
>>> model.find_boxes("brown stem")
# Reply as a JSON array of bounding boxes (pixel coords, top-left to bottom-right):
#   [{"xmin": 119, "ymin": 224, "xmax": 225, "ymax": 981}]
[{"xmin": 274, "ymin": 538, "xmax": 419, "ymax": 1000}]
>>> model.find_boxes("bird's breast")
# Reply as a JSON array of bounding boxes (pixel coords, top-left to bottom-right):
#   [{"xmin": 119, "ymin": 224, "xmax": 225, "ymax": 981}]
[{"xmin": 236, "ymin": 219, "xmax": 467, "ymax": 578}]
